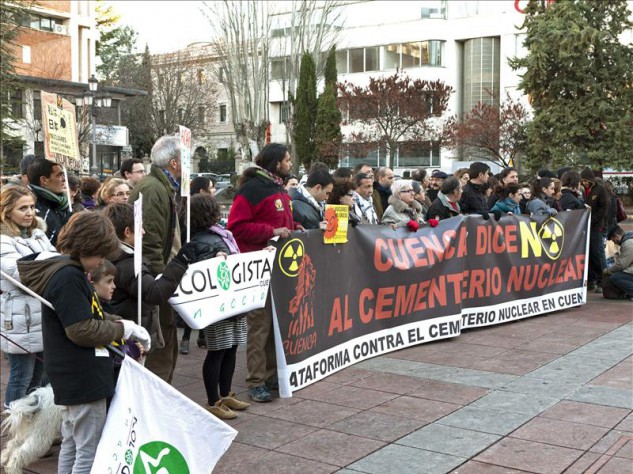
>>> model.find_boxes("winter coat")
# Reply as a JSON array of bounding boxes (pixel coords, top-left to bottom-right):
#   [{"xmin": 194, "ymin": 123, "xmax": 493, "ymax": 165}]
[
  {"xmin": 427, "ymin": 192, "xmax": 461, "ymax": 221},
  {"xmin": 372, "ymin": 183, "xmax": 391, "ymax": 220},
  {"xmin": 109, "ymin": 242, "xmax": 188, "ymax": 352},
  {"xmin": 228, "ymin": 170, "xmax": 296, "ymax": 253},
  {"xmin": 580, "ymin": 170, "xmax": 610, "ymax": 231},
  {"xmin": 29, "ymin": 186, "xmax": 72, "ymax": 246},
  {"xmin": 0, "ymin": 219, "xmax": 55, "ymax": 354},
  {"xmin": 606, "ymin": 232, "xmax": 633, "ymax": 275},
  {"xmin": 292, "ymin": 189, "xmax": 322, "ymax": 230},
  {"xmin": 490, "ymin": 198, "xmax": 521, "ymax": 215},
  {"xmin": 381, "ymin": 195, "xmax": 425, "ymax": 227},
  {"xmin": 459, "ymin": 181, "xmax": 490, "ymax": 215},
  {"xmin": 129, "ymin": 165, "xmax": 180, "ymax": 275},
  {"xmin": 527, "ymin": 197, "xmax": 557, "ymax": 225},
  {"xmin": 558, "ymin": 189, "xmax": 585, "ymax": 211}
]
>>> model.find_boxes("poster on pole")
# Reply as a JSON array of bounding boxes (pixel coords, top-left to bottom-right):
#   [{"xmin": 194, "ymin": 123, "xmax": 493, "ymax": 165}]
[
  {"xmin": 169, "ymin": 248, "xmax": 276, "ymax": 329},
  {"xmin": 178, "ymin": 125, "xmax": 191, "ymax": 197},
  {"xmin": 323, "ymin": 205, "xmax": 349, "ymax": 244},
  {"xmin": 134, "ymin": 194, "xmax": 143, "ymax": 326},
  {"xmin": 40, "ymin": 91, "xmax": 80, "ymax": 170}
]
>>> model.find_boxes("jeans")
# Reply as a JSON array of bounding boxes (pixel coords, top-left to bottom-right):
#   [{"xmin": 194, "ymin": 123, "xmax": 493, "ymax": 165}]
[
  {"xmin": 58, "ymin": 398, "xmax": 107, "ymax": 474},
  {"xmin": 610, "ymin": 271, "xmax": 633, "ymax": 296},
  {"xmin": 587, "ymin": 230, "xmax": 604, "ymax": 284},
  {"xmin": 4, "ymin": 352, "xmax": 45, "ymax": 406}
]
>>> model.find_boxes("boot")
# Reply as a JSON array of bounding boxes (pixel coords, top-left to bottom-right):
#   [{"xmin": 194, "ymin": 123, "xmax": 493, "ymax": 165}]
[{"xmin": 179, "ymin": 339, "xmax": 189, "ymax": 355}]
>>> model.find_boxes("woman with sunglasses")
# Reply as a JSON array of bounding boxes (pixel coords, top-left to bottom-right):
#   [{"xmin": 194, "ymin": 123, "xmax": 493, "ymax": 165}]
[{"xmin": 380, "ymin": 179, "xmax": 426, "ymax": 228}]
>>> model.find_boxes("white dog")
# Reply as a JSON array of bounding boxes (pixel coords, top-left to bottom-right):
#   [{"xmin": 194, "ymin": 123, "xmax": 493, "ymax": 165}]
[{"xmin": 1, "ymin": 385, "xmax": 63, "ymax": 474}]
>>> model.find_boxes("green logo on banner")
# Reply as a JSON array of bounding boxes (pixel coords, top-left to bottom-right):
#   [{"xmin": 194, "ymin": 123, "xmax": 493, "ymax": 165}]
[
  {"xmin": 134, "ymin": 441, "xmax": 189, "ymax": 474},
  {"xmin": 217, "ymin": 261, "xmax": 231, "ymax": 290}
]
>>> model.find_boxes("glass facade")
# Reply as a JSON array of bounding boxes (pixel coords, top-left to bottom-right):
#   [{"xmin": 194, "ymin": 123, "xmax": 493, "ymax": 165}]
[{"xmin": 462, "ymin": 36, "xmax": 500, "ymax": 113}]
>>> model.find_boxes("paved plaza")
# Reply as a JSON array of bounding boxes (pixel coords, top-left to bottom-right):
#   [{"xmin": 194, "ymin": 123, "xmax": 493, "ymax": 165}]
[{"xmin": 2, "ymin": 290, "xmax": 631, "ymax": 474}]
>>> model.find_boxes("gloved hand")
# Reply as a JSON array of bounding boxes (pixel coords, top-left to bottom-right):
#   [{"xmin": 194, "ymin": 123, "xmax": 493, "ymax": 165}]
[
  {"xmin": 492, "ymin": 210, "xmax": 503, "ymax": 221},
  {"xmin": 427, "ymin": 218, "xmax": 439, "ymax": 228},
  {"xmin": 117, "ymin": 320, "xmax": 151, "ymax": 352},
  {"xmin": 548, "ymin": 208, "xmax": 558, "ymax": 216},
  {"xmin": 480, "ymin": 211, "xmax": 490, "ymax": 221},
  {"xmin": 174, "ymin": 241, "xmax": 210, "ymax": 266},
  {"xmin": 407, "ymin": 220, "xmax": 419, "ymax": 232}
]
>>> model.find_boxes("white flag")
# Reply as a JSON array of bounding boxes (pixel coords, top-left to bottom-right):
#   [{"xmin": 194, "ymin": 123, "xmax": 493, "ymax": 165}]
[{"xmin": 92, "ymin": 357, "xmax": 237, "ymax": 473}]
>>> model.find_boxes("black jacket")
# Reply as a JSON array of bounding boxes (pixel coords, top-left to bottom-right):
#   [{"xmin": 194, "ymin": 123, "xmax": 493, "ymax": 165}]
[
  {"xmin": 292, "ymin": 192, "xmax": 322, "ymax": 230},
  {"xmin": 584, "ymin": 182, "xmax": 610, "ymax": 231},
  {"xmin": 558, "ymin": 189, "xmax": 585, "ymax": 211},
  {"xmin": 109, "ymin": 243, "xmax": 188, "ymax": 350},
  {"xmin": 459, "ymin": 181, "xmax": 489, "ymax": 215},
  {"xmin": 427, "ymin": 192, "xmax": 461, "ymax": 221},
  {"xmin": 30, "ymin": 187, "xmax": 72, "ymax": 246}
]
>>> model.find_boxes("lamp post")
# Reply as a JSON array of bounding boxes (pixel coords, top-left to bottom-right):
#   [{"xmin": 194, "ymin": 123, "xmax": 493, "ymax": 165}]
[{"xmin": 76, "ymin": 75, "xmax": 112, "ymax": 177}]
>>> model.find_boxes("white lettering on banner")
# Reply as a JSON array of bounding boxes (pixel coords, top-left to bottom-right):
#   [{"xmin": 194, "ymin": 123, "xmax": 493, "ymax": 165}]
[
  {"xmin": 275, "ymin": 288, "xmax": 586, "ymax": 396},
  {"xmin": 169, "ymin": 249, "xmax": 275, "ymax": 329}
]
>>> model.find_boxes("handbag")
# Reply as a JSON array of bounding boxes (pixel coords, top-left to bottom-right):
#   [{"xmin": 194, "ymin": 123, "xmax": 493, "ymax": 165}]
[{"xmin": 616, "ymin": 198, "xmax": 627, "ymax": 222}]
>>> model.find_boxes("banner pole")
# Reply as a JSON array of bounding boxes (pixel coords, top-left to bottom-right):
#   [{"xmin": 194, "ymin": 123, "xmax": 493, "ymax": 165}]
[{"xmin": 63, "ymin": 167, "xmax": 73, "ymax": 213}]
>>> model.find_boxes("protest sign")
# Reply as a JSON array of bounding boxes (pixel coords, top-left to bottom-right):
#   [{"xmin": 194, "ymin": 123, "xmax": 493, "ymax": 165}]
[
  {"xmin": 270, "ymin": 211, "xmax": 590, "ymax": 397},
  {"xmin": 323, "ymin": 205, "xmax": 349, "ymax": 244},
  {"xmin": 92, "ymin": 357, "xmax": 236, "ymax": 474},
  {"xmin": 40, "ymin": 91, "xmax": 80, "ymax": 170},
  {"xmin": 179, "ymin": 125, "xmax": 191, "ymax": 197},
  {"xmin": 169, "ymin": 248, "xmax": 276, "ymax": 329}
]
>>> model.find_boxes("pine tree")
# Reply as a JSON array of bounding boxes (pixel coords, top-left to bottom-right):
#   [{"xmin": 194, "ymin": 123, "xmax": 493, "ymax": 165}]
[
  {"xmin": 294, "ymin": 52, "xmax": 318, "ymax": 169},
  {"xmin": 510, "ymin": 0, "xmax": 633, "ymax": 170},
  {"xmin": 315, "ymin": 46, "xmax": 342, "ymax": 168}
]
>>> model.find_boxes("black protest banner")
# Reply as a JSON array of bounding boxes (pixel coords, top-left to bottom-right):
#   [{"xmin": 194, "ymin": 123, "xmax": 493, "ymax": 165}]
[{"xmin": 271, "ymin": 210, "xmax": 589, "ymax": 395}]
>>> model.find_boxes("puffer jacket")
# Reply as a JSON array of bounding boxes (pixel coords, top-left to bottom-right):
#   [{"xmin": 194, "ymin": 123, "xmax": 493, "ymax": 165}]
[
  {"xmin": 381, "ymin": 195, "xmax": 425, "ymax": 227},
  {"xmin": 607, "ymin": 231, "xmax": 633, "ymax": 276},
  {"xmin": 0, "ymin": 219, "xmax": 55, "ymax": 354}
]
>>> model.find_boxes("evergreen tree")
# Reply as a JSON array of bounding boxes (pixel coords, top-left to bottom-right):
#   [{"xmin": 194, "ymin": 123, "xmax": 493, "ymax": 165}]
[
  {"xmin": 510, "ymin": 0, "xmax": 633, "ymax": 170},
  {"xmin": 324, "ymin": 45, "xmax": 337, "ymax": 88},
  {"xmin": 315, "ymin": 46, "xmax": 342, "ymax": 168},
  {"xmin": 95, "ymin": 0, "xmax": 137, "ymax": 83},
  {"xmin": 294, "ymin": 52, "xmax": 317, "ymax": 169}
]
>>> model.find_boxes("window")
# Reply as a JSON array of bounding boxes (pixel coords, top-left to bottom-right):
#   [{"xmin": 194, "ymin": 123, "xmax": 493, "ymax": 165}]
[
  {"xmin": 10, "ymin": 89, "xmax": 23, "ymax": 118},
  {"xmin": 401, "ymin": 42, "xmax": 421, "ymax": 68},
  {"xmin": 271, "ymin": 58, "xmax": 288, "ymax": 80},
  {"xmin": 397, "ymin": 141, "xmax": 440, "ymax": 167},
  {"xmin": 22, "ymin": 46, "xmax": 31, "ymax": 64},
  {"xmin": 424, "ymin": 40, "xmax": 443, "ymax": 66},
  {"xmin": 198, "ymin": 106, "xmax": 205, "ymax": 124},
  {"xmin": 350, "ymin": 48, "xmax": 364, "ymax": 73},
  {"xmin": 336, "ymin": 50, "xmax": 348, "ymax": 74},
  {"xmin": 278, "ymin": 102, "xmax": 290, "ymax": 123},
  {"xmin": 219, "ymin": 104, "xmax": 227, "ymax": 123},
  {"xmin": 197, "ymin": 69, "xmax": 204, "ymax": 85},
  {"xmin": 365, "ymin": 47, "xmax": 379, "ymax": 72},
  {"xmin": 384, "ymin": 44, "xmax": 400, "ymax": 70}
]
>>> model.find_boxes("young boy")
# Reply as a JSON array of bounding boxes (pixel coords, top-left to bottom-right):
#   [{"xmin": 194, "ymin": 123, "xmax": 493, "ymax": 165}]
[
  {"xmin": 102, "ymin": 203, "xmax": 202, "ymax": 358},
  {"xmin": 17, "ymin": 211, "xmax": 150, "ymax": 474}
]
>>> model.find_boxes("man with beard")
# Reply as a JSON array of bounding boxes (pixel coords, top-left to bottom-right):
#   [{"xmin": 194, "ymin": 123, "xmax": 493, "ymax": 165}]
[
  {"xmin": 228, "ymin": 143, "xmax": 300, "ymax": 402},
  {"xmin": 427, "ymin": 170, "xmax": 448, "ymax": 202}
]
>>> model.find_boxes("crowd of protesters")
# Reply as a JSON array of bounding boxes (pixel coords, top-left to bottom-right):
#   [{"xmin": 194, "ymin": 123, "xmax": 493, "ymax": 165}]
[{"xmin": 1, "ymin": 141, "xmax": 631, "ymax": 472}]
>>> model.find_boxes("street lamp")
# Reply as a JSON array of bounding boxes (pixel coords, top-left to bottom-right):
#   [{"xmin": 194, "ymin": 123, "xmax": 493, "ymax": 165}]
[{"xmin": 76, "ymin": 74, "xmax": 112, "ymax": 177}]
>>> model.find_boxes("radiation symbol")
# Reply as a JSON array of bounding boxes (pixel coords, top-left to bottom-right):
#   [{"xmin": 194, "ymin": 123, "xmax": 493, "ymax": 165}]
[
  {"xmin": 538, "ymin": 217, "xmax": 564, "ymax": 260},
  {"xmin": 278, "ymin": 238, "xmax": 305, "ymax": 278}
]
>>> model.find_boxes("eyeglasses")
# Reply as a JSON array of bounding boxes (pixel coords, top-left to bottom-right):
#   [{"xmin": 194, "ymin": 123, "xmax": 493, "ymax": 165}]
[
  {"xmin": 400, "ymin": 189, "xmax": 415, "ymax": 194},
  {"xmin": 131, "ymin": 169, "xmax": 146, "ymax": 175},
  {"xmin": 114, "ymin": 191, "xmax": 131, "ymax": 197}
]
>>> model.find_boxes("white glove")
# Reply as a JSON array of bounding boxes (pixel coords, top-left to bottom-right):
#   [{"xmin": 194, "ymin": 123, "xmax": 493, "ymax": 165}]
[{"xmin": 117, "ymin": 320, "xmax": 151, "ymax": 352}]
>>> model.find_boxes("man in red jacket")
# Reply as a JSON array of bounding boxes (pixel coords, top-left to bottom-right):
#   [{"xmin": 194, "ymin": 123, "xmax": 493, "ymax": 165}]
[{"xmin": 228, "ymin": 143, "xmax": 299, "ymax": 402}]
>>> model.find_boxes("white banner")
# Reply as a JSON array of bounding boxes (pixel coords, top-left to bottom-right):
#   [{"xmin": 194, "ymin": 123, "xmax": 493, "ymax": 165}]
[
  {"xmin": 169, "ymin": 249, "xmax": 276, "ymax": 330},
  {"xmin": 92, "ymin": 358, "xmax": 236, "ymax": 474},
  {"xmin": 178, "ymin": 125, "xmax": 191, "ymax": 197}
]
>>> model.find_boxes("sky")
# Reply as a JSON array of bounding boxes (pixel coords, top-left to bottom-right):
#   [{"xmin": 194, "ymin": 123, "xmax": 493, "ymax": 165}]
[{"xmin": 109, "ymin": 1, "xmax": 214, "ymax": 54}]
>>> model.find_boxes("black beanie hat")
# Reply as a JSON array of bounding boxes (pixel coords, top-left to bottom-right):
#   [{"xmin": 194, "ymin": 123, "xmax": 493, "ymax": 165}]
[{"xmin": 580, "ymin": 167, "xmax": 595, "ymax": 183}]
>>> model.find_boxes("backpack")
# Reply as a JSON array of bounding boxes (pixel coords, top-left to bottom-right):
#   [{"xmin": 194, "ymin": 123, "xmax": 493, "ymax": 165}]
[{"xmin": 616, "ymin": 198, "xmax": 627, "ymax": 222}]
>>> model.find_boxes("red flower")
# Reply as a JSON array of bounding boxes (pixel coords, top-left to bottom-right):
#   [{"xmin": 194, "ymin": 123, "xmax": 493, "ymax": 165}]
[
  {"xmin": 428, "ymin": 218, "xmax": 439, "ymax": 228},
  {"xmin": 407, "ymin": 220, "xmax": 419, "ymax": 232}
]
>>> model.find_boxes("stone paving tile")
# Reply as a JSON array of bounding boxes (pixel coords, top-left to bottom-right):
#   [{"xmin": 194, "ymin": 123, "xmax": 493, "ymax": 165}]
[
  {"xmin": 240, "ymin": 393, "xmax": 304, "ymax": 416},
  {"xmin": 328, "ymin": 411, "xmax": 428, "ymax": 443},
  {"xmin": 589, "ymin": 356, "xmax": 632, "ymax": 390},
  {"xmin": 615, "ymin": 438, "xmax": 633, "ymax": 460},
  {"xmin": 566, "ymin": 385, "xmax": 633, "ymax": 409},
  {"xmin": 267, "ymin": 399, "xmax": 360, "ymax": 428},
  {"xmin": 514, "ymin": 337, "xmax": 580, "ymax": 355},
  {"xmin": 437, "ymin": 406, "xmax": 534, "ymax": 436},
  {"xmin": 600, "ymin": 323, "xmax": 633, "ymax": 340},
  {"xmin": 390, "ymin": 360, "xmax": 463, "ymax": 380},
  {"xmin": 450, "ymin": 460, "xmax": 531, "ymax": 473},
  {"xmin": 397, "ymin": 424, "xmax": 500, "ymax": 458},
  {"xmin": 539, "ymin": 400, "xmax": 630, "ymax": 428},
  {"xmin": 294, "ymin": 380, "xmax": 342, "ymax": 398},
  {"xmin": 276, "ymin": 429, "xmax": 386, "ymax": 467},
  {"xmin": 474, "ymin": 438, "xmax": 583, "ymax": 474},
  {"xmin": 468, "ymin": 390, "xmax": 559, "ymax": 415},
  {"xmin": 461, "ymin": 334, "xmax": 530, "ymax": 349},
  {"xmin": 498, "ymin": 375, "xmax": 582, "ymax": 399},
  {"xmin": 422, "ymin": 367, "xmax": 518, "ymax": 389},
  {"xmin": 370, "ymin": 395, "xmax": 461, "ymax": 422},
  {"xmin": 527, "ymin": 355, "xmax": 615, "ymax": 384},
  {"xmin": 615, "ymin": 412, "xmax": 633, "ymax": 432},
  {"xmin": 399, "ymin": 351, "xmax": 489, "ymax": 369},
  {"xmin": 406, "ymin": 379, "xmax": 490, "ymax": 405},
  {"xmin": 466, "ymin": 349, "xmax": 559, "ymax": 376},
  {"xmin": 550, "ymin": 325, "xmax": 611, "ymax": 338},
  {"xmin": 588, "ymin": 429, "xmax": 633, "ymax": 454},
  {"xmin": 318, "ymin": 385, "xmax": 400, "ymax": 410},
  {"xmin": 324, "ymin": 367, "xmax": 376, "ymax": 385},
  {"xmin": 355, "ymin": 356, "xmax": 410, "ymax": 372},
  {"xmin": 508, "ymin": 416, "xmax": 611, "ymax": 450},
  {"xmin": 595, "ymin": 456, "xmax": 633, "ymax": 473},
  {"xmin": 233, "ymin": 415, "xmax": 318, "ymax": 449},
  {"xmin": 568, "ymin": 338, "xmax": 633, "ymax": 363},
  {"xmin": 348, "ymin": 444, "xmax": 466, "ymax": 474},
  {"xmin": 561, "ymin": 451, "xmax": 603, "ymax": 474},
  {"xmin": 349, "ymin": 372, "xmax": 428, "ymax": 395}
]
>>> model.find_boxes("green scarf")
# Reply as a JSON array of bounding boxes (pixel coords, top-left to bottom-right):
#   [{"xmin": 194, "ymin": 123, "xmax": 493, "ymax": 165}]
[{"xmin": 30, "ymin": 184, "xmax": 69, "ymax": 210}]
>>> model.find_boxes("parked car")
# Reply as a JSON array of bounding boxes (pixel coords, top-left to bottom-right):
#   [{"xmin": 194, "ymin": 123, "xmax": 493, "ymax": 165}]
[{"xmin": 215, "ymin": 174, "xmax": 232, "ymax": 190}]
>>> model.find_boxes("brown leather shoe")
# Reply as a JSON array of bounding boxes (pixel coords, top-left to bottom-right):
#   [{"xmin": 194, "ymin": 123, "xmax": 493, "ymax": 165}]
[
  {"xmin": 221, "ymin": 393, "xmax": 250, "ymax": 411},
  {"xmin": 206, "ymin": 401, "xmax": 237, "ymax": 420}
]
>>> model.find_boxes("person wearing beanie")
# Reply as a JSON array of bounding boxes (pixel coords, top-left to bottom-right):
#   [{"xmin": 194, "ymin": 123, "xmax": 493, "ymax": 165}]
[
  {"xmin": 580, "ymin": 167, "xmax": 610, "ymax": 292},
  {"xmin": 537, "ymin": 169, "xmax": 557, "ymax": 179}
]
